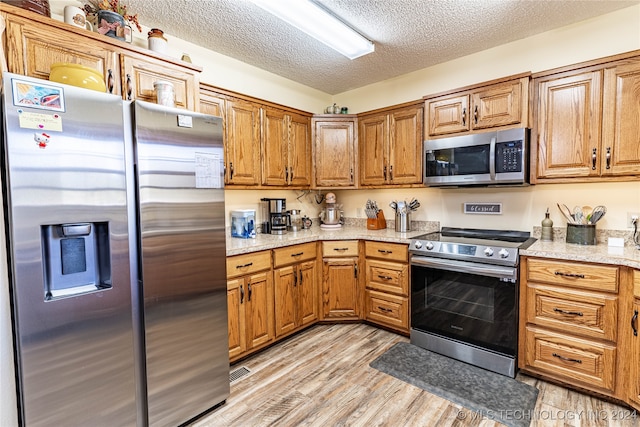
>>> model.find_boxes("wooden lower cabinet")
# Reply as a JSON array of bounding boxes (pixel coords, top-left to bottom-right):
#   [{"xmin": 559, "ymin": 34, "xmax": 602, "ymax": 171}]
[
  {"xmin": 363, "ymin": 241, "xmax": 409, "ymax": 333},
  {"xmin": 629, "ymin": 271, "xmax": 640, "ymax": 409},
  {"xmin": 273, "ymin": 243, "xmax": 318, "ymax": 338},
  {"xmin": 321, "ymin": 241, "xmax": 360, "ymax": 320},
  {"xmin": 226, "ymin": 251, "xmax": 274, "ymax": 362},
  {"xmin": 519, "ymin": 256, "xmax": 624, "ymax": 398}
]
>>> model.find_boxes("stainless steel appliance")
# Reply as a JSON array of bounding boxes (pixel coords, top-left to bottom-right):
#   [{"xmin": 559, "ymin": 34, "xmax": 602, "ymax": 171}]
[
  {"xmin": 424, "ymin": 127, "xmax": 529, "ymax": 187},
  {"xmin": 261, "ymin": 197, "xmax": 288, "ymax": 234},
  {"xmin": 1, "ymin": 72, "xmax": 229, "ymax": 426},
  {"xmin": 409, "ymin": 227, "xmax": 536, "ymax": 377}
]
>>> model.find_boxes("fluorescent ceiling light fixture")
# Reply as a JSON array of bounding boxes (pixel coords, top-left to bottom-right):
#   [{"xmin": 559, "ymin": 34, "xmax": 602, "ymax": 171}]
[{"xmin": 250, "ymin": 0, "xmax": 374, "ymax": 60}]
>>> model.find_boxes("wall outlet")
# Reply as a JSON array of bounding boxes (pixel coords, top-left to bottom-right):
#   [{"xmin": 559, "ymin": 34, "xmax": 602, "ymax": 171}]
[
  {"xmin": 628, "ymin": 212, "xmax": 640, "ymax": 227},
  {"xmin": 356, "ymin": 208, "xmax": 363, "ymax": 218}
]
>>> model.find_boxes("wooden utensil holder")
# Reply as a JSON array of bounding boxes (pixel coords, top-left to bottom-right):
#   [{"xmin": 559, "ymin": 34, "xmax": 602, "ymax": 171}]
[{"xmin": 367, "ymin": 210, "xmax": 386, "ymax": 230}]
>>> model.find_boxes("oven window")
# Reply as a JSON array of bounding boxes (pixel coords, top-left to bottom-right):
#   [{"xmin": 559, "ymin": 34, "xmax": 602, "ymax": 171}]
[
  {"xmin": 428, "ymin": 280, "xmax": 494, "ymax": 322},
  {"xmin": 411, "ymin": 264, "xmax": 517, "ymax": 356},
  {"xmin": 425, "ymin": 145, "xmax": 490, "ymax": 176}
]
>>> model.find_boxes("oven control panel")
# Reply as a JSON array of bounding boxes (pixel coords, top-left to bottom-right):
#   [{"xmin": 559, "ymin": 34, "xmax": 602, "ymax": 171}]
[{"xmin": 410, "ymin": 240, "xmax": 518, "ymax": 266}]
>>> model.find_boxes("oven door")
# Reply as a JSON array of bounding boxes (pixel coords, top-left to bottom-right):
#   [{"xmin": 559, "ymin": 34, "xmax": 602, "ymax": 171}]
[{"xmin": 410, "ymin": 256, "xmax": 518, "ymax": 356}]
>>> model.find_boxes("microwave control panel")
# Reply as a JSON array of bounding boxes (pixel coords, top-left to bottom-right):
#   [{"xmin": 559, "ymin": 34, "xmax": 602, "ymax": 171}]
[{"xmin": 495, "ymin": 140, "xmax": 523, "ymax": 173}]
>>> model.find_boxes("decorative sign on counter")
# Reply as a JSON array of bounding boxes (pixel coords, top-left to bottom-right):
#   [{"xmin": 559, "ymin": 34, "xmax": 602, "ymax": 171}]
[{"xmin": 463, "ymin": 203, "xmax": 502, "ymax": 215}]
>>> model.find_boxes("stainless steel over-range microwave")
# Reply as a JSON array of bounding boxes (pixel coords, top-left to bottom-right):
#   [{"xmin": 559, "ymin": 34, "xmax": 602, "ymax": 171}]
[{"xmin": 423, "ymin": 127, "xmax": 529, "ymax": 187}]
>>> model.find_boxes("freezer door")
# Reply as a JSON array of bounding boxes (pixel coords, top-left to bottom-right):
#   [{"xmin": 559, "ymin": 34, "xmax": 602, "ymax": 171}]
[
  {"xmin": 1, "ymin": 73, "xmax": 137, "ymax": 426},
  {"xmin": 133, "ymin": 101, "xmax": 228, "ymax": 427}
]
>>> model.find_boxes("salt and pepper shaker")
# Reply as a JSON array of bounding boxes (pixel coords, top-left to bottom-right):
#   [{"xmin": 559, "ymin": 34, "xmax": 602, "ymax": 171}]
[{"xmin": 541, "ymin": 208, "xmax": 553, "ymax": 241}]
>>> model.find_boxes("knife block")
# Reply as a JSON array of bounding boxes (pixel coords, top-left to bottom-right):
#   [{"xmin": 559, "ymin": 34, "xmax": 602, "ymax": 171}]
[{"xmin": 367, "ymin": 210, "xmax": 386, "ymax": 230}]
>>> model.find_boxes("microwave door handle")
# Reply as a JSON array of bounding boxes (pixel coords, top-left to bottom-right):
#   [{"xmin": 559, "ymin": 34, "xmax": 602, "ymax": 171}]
[{"xmin": 489, "ymin": 136, "xmax": 496, "ymax": 180}]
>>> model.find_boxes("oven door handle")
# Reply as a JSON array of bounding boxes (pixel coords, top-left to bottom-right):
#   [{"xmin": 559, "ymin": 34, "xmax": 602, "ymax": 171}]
[{"xmin": 411, "ymin": 256, "xmax": 517, "ymax": 280}]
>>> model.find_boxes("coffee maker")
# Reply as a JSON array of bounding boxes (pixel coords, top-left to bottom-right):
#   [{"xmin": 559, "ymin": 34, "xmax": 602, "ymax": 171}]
[{"xmin": 261, "ymin": 198, "xmax": 288, "ymax": 234}]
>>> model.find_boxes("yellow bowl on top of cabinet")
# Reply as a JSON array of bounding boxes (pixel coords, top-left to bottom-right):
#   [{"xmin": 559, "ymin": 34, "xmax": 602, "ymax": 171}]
[{"xmin": 49, "ymin": 63, "xmax": 106, "ymax": 92}]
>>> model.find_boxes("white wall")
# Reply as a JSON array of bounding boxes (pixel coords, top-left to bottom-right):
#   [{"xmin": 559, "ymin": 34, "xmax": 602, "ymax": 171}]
[{"xmin": 2, "ymin": 3, "xmax": 640, "ymax": 426}]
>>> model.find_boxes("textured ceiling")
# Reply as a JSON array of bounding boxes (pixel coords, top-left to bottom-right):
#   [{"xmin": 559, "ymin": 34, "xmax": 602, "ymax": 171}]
[{"xmin": 124, "ymin": 0, "xmax": 638, "ymax": 95}]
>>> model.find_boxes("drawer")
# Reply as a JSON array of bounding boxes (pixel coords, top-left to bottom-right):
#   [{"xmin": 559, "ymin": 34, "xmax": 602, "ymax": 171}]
[
  {"xmin": 365, "ymin": 259, "xmax": 408, "ymax": 296},
  {"xmin": 364, "ymin": 241, "xmax": 408, "ymax": 262},
  {"xmin": 523, "ymin": 326, "xmax": 616, "ymax": 393},
  {"xmin": 526, "ymin": 284, "xmax": 618, "ymax": 341},
  {"xmin": 273, "ymin": 242, "xmax": 317, "ymax": 268},
  {"xmin": 365, "ymin": 290, "xmax": 408, "ymax": 332},
  {"xmin": 226, "ymin": 250, "xmax": 271, "ymax": 278},
  {"xmin": 526, "ymin": 258, "xmax": 618, "ymax": 293},
  {"xmin": 322, "ymin": 240, "xmax": 359, "ymax": 257}
]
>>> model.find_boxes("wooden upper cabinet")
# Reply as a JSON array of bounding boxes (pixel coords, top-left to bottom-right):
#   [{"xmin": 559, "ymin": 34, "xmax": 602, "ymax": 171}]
[
  {"xmin": 602, "ymin": 59, "xmax": 640, "ymax": 176},
  {"xmin": 533, "ymin": 53, "xmax": 640, "ymax": 182},
  {"xmin": 262, "ymin": 107, "xmax": 288, "ymax": 186},
  {"xmin": 427, "ymin": 94, "xmax": 469, "ymax": 135},
  {"xmin": 1, "ymin": 4, "xmax": 202, "ymax": 110},
  {"xmin": 288, "ymin": 112, "xmax": 312, "ymax": 187},
  {"xmin": 312, "ymin": 115, "xmax": 357, "ymax": 188},
  {"xmin": 262, "ymin": 108, "xmax": 312, "ymax": 187},
  {"xmin": 4, "ymin": 11, "xmax": 121, "ymax": 94},
  {"xmin": 225, "ymin": 98, "xmax": 261, "ymax": 185},
  {"xmin": 121, "ymin": 53, "xmax": 198, "ymax": 110},
  {"xmin": 199, "ymin": 89, "xmax": 226, "ymax": 118},
  {"xmin": 425, "ymin": 74, "xmax": 529, "ymax": 138},
  {"xmin": 359, "ymin": 103, "xmax": 423, "ymax": 186},
  {"xmin": 535, "ymin": 70, "xmax": 602, "ymax": 179}
]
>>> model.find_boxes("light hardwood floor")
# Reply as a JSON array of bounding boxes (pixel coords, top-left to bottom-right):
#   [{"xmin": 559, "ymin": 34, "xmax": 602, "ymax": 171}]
[{"xmin": 192, "ymin": 324, "xmax": 638, "ymax": 427}]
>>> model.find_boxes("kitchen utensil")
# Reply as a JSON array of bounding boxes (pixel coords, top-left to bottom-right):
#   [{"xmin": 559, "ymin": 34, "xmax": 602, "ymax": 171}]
[
  {"xmin": 573, "ymin": 206, "xmax": 584, "ymax": 224},
  {"xmin": 590, "ymin": 205, "xmax": 606, "ymax": 224},
  {"xmin": 557, "ymin": 203, "xmax": 575, "ymax": 224}
]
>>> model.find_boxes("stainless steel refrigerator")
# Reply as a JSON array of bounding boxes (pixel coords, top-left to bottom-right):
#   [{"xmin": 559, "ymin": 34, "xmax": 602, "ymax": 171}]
[{"xmin": 1, "ymin": 72, "xmax": 229, "ymax": 427}]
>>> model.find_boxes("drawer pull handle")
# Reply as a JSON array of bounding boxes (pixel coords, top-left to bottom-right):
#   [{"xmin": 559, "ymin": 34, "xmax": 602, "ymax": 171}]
[
  {"xmin": 553, "ymin": 308, "xmax": 583, "ymax": 316},
  {"xmin": 552, "ymin": 353, "xmax": 582, "ymax": 364},
  {"xmin": 377, "ymin": 249, "xmax": 393, "ymax": 254},
  {"xmin": 236, "ymin": 262, "xmax": 253, "ymax": 269},
  {"xmin": 377, "ymin": 275, "xmax": 393, "ymax": 280},
  {"xmin": 291, "ymin": 252, "xmax": 304, "ymax": 257},
  {"xmin": 554, "ymin": 271, "xmax": 585, "ymax": 279},
  {"xmin": 632, "ymin": 310, "xmax": 638, "ymax": 337},
  {"xmin": 333, "ymin": 247, "xmax": 349, "ymax": 251},
  {"xmin": 378, "ymin": 306, "xmax": 392, "ymax": 313}
]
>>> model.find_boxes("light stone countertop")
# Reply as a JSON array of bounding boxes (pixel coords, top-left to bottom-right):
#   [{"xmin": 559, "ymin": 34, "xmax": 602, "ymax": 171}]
[
  {"xmin": 226, "ymin": 225, "xmax": 432, "ymax": 256},
  {"xmin": 521, "ymin": 239, "xmax": 640, "ymax": 269}
]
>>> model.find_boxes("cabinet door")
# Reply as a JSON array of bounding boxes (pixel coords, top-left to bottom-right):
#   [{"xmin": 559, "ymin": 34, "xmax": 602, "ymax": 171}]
[
  {"xmin": 313, "ymin": 119, "xmax": 356, "ymax": 188},
  {"xmin": 602, "ymin": 60, "xmax": 640, "ymax": 176},
  {"xmin": 471, "ymin": 80, "xmax": 522, "ymax": 130},
  {"xmin": 298, "ymin": 260, "xmax": 318, "ymax": 326},
  {"xmin": 121, "ymin": 53, "xmax": 198, "ymax": 109},
  {"xmin": 199, "ymin": 90, "xmax": 226, "ymax": 118},
  {"xmin": 535, "ymin": 71, "xmax": 602, "ymax": 179},
  {"xmin": 226, "ymin": 98, "xmax": 261, "ymax": 185},
  {"xmin": 631, "ymin": 299, "xmax": 640, "ymax": 408},
  {"xmin": 274, "ymin": 265, "xmax": 297, "ymax": 337},
  {"xmin": 245, "ymin": 271, "xmax": 274, "ymax": 349},
  {"xmin": 322, "ymin": 258, "xmax": 359, "ymax": 320},
  {"xmin": 288, "ymin": 113, "xmax": 312, "ymax": 187},
  {"xmin": 262, "ymin": 107, "xmax": 288, "ymax": 186},
  {"xmin": 227, "ymin": 278, "xmax": 246, "ymax": 360},
  {"xmin": 427, "ymin": 94, "xmax": 469, "ymax": 136},
  {"xmin": 5, "ymin": 13, "xmax": 120, "ymax": 94},
  {"xmin": 359, "ymin": 113, "xmax": 388, "ymax": 186},
  {"xmin": 389, "ymin": 105, "xmax": 423, "ymax": 184}
]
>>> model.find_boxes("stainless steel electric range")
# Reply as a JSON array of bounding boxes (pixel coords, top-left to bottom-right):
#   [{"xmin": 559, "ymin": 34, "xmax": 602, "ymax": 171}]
[{"xmin": 409, "ymin": 227, "xmax": 536, "ymax": 377}]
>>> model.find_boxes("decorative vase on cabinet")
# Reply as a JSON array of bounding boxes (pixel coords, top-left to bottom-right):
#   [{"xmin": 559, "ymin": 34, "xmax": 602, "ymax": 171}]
[{"xmin": 96, "ymin": 10, "xmax": 130, "ymax": 42}]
